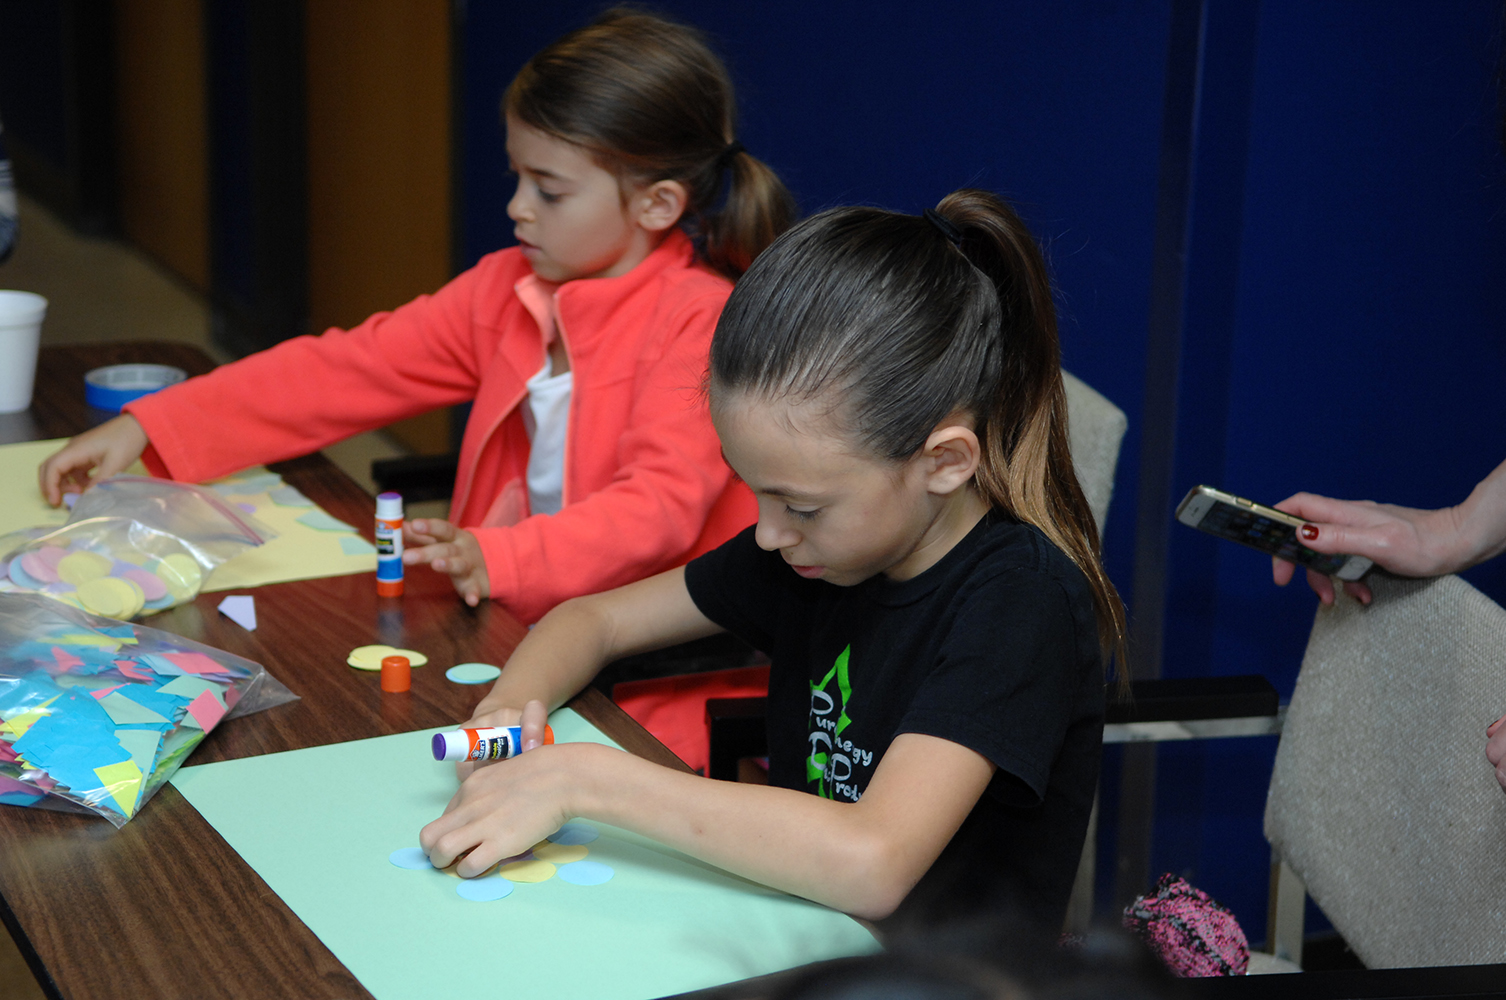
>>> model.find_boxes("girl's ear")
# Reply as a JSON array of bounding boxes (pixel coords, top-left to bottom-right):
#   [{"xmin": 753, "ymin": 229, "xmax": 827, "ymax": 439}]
[
  {"xmin": 633, "ymin": 179, "xmax": 689, "ymax": 233},
  {"xmin": 922, "ymin": 423, "xmax": 981, "ymax": 496}
]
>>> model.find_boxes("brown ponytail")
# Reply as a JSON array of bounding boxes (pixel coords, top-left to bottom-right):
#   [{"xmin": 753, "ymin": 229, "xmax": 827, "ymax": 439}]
[
  {"xmin": 709, "ymin": 189, "xmax": 1128, "ymax": 687},
  {"xmin": 504, "ymin": 7, "xmax": 796, "ymax": 278},
  {"xmin": 937, "ymin": 191, "xmax": 1129, "ymax": 686}
]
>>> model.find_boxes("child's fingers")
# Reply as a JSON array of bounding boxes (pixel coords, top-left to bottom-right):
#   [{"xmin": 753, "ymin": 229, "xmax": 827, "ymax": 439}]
[
  {"xmin": 520, "ymin": 699, "xmax": 548, "ymax": 751},
  {"xmin": 1342, "ymin": 580, "xmax": 1373, "ymax": 605},
  {"xmin": 410, "ymin": 518, "xmax": 457, "ymax": 541},
  {"xmin": 1487, "ymin": 713, "xmax": 1506, "ymax": 738}
]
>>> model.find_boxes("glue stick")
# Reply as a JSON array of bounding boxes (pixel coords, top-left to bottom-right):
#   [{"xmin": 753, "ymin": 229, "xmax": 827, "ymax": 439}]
[
  {"xmin": 375, "ymin": 492, "xmax": 404, "ymax": 597},
  {"xmin": 432, "ymin": 725, "xmax": 556, "ymax": 762}
]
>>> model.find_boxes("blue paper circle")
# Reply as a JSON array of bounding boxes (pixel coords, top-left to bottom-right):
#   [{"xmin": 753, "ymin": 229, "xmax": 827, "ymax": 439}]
[
  {"xmin": 557, "ymin": 861, "xmax": 614, "ymax": 886},
  {"xmin": 456, "ymin": 877, "xmax": 514, "ymax": 901},
  {"xmin": 388, "ymin": 847, "xmax": 433, "ymax": 870},
  {"xmin": 6, "ymin": 558, "xmax": 42, "ymax": 590},
  {"xmin": 547, "ymin": 823, "xmax": 599, "ymax": 845},
  {"xmin": 445, "ymin": 662, "xmax": 503, "ymax": 684}
]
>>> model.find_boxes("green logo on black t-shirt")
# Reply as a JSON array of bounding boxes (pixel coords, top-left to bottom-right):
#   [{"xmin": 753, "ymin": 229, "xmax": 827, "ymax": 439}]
[{"xmin": 807, "ymin": 645, "xmax": 874, "ymax": 801}]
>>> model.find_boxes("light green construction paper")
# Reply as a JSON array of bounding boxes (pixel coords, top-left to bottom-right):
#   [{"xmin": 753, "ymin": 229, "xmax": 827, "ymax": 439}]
[
  {"xmin": 98, "ymin": 692, "xmax": 170, "ymax": 726},
  {"xmin": 337, "ymin": 535, "xmax": 376, "ymax": 556},
  {"xmin": 295, "ymin": 510, "xmax": 359, "ymax": 533},
  {"xmin": 115, "ymin": 728, "xmax": 162, "ymax": 775},
  {"xmin": 171, "ymin": 709, "xmax": 877, "ymax": 1000}
]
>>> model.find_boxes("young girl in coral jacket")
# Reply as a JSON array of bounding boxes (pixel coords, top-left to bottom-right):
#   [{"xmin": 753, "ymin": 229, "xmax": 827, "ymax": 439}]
[{"xmin": 38, "ymin": 9, "xmax": 794, "ymax": 623}]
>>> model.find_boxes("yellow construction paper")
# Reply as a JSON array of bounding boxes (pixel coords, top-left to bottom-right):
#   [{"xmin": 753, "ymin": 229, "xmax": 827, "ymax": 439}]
[
  {"xmin": 0, "ymin": 439, "xmax": 148, "ymax": 537},
  {"xmin": 532, "ymin": 842, "xmax": 588, "ymax": 864},
  {"xmin": 93, "ymin": 759, "xmax": 143, "ymax": 818},
  {"xmin": 0, "ymin": 441, "xmax": 376, "ymax": 593}
]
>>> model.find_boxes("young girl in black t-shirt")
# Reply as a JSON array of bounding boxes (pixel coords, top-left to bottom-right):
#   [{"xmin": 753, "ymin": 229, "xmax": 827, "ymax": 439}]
[{"xmin": 420, "ymin": 189, "xmax": 1128, "ymax": 931}]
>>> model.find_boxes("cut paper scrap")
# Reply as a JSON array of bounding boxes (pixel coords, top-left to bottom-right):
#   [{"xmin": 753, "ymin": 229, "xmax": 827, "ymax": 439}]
[
  {"xmin": 268, "ymin": 485, "xmax": 314, "ymax": 507},
  {"xmin": 211, "ymin": 472, "xmax": 284, "ymax": 496},
  {"xmin": 216, "ymin": 595, "xmax": 257, "ymax": 631},
  {"xmin": 157, "ymin": 675, "xmax": 227, "ymax": 707},
  {"xmin": 347, "ymin": 645, "xmax": 428, "ymax": 670},
  {"xmin": 295, "ymin": 510, "xmax": 360, "ymax": 534},
  {"xmin": 98, "ymin": 691, "xmax": 171, "ymax": 727},
  {"xmin": 388, "ymin": 848, "xmax": 433, "ymax": 871},
  {"xmin": 93, "ymin": 759, "xmax": 143, "ymax": 818},
  {"xmin": 160, "ymin": 652, "xmax": 233, "ymax": 676},
  {"xmin": 498, "ymin": 858, "xmax": 555, "ymax": 883},
  {"xmin": 182, "ymin": 690, "xmax": 227, "ymax": 732},
  {"xmin": 532, "ymin": 842, "xmax": 588, "ymax": 864},
  {"xmin": 115, "ymin": 729, "xmax": 163, "ymax": 775},
  {"xmin": 455, "ymin": 878, "xmax": 513, "ymax": 902},
  {"xmin": 171, "ymin": 712, "xmax": 877, "ymax": 1000},
  {"xmin": 445, "ymin": 662, "xmax": 501, "ymax": 685},
  {"xmin": 557, "ymin": 860, "xmax": 615, "ymax": 886},
  {"xmin": 338, "ymin": 536, "xmax": 377, "ymax": 556}
]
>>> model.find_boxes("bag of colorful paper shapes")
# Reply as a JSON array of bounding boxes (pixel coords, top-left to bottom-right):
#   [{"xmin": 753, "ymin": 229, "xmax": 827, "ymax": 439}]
[
  {"xmin": 0, "ymin": 475, "xmax": 275, "ymax": 620},
  {"xmin": 0, "ymin": 591, "xmax": 298, "ymax": 827}
]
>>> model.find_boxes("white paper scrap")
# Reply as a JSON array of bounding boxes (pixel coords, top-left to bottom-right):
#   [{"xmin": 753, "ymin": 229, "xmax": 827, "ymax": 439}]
[{"xmin": 216, "ymin": 595, "xmax": 257, "ymax": 631}]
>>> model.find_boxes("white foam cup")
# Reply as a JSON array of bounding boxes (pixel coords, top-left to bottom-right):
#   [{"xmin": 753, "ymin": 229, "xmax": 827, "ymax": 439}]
[{"xmin": 0, "ymin": 291, "xmax": 48, "ymax": 413}]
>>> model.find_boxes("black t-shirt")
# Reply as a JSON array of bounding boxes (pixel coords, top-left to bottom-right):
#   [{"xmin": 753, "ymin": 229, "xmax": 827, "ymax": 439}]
[{"xmin": 684, "ymin": 512, "xmax": 1105, "ymax": 932}]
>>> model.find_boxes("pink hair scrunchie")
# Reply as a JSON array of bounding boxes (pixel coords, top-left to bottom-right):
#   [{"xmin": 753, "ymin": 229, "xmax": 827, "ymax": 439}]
[{"xmin": 1122, "ymin": 873, "xmax": 1250, "ymax": 977}]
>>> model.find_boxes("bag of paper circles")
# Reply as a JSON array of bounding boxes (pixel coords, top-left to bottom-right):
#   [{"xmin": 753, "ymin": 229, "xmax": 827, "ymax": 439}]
[
  {"xmin": 0, "ymin": 476, "xmax": 276, "ymax": 621},
  {"xmin": 0, "ymin": 591, "xmax": 298, "ymax": 826}
]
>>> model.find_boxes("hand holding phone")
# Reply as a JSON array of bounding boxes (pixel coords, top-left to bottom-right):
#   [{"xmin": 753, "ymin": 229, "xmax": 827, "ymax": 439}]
[{"xmin": 1176, "ymin": 486, "xmax": 1374, "ymax": 581}]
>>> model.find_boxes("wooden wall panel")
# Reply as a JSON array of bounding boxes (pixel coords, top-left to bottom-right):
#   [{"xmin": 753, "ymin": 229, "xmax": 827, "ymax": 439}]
[
  {"xmin": 305, "ymin": 0, "xmax": 452, "ymax": 454},
  {"xmin": 114, "ymin": 0, "xmax": 209, "ymax": 290}
]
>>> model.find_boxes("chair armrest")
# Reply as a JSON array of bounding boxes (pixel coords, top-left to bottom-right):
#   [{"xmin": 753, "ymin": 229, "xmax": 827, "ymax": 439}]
[
  {"xmin": 706, "ymin": 696, "xmax": 767, "ymax": 781},
  {"xmin": 1107, "ymin": 675, "xmax": 1279, "ymax": 725},
  {"xmin": 370, "ymin": 454, "xmax": 460, "ymax": 503}
]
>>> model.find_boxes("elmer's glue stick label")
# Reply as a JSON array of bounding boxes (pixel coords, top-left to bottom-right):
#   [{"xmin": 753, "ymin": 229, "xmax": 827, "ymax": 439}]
[
  {"xmin": 431, "ymin": 725, "xmax": 556, "ymax": 762},
  {"xmin": 375, "ymin": 492, "xmax": 403, "ymax": 597}
]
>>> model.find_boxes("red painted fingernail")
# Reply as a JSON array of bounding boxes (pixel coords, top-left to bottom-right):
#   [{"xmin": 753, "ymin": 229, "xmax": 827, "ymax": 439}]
[{"xmin": 1301, "ymin": 524, "xmax": 1318, "ymax": 541}]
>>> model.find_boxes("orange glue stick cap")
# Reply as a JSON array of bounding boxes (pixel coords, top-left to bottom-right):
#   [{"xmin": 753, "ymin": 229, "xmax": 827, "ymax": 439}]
[
  {"xmin": 380, "ymin": 655, "xmax": 411, "ymax": 693},
  {"xmin": 543, "ymin": 725, "xmax": 555, "ymax": 745}
]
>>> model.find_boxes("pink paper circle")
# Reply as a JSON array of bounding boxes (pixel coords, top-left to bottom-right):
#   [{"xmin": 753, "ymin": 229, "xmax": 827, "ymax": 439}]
[
  {"xmin": 119, "ymin": 567, "xmax": 168, "ymax": 601},
  {"xmin": 20, "ymin": 550, "xmax": 60, "ymax": 584}
]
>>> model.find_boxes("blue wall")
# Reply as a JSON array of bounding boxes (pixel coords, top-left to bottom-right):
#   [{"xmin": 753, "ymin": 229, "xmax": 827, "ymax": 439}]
[{"xmin": 460, "ymin": 0, "xmax": 1506, "ymax": 936}]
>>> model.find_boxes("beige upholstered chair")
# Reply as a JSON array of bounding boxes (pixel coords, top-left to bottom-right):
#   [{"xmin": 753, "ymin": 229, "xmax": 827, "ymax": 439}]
[
  {"xmin": 1264, "ymin": 574, "xmax": 1506, "ymax": 968},
  {"xmin": 1061, "ymin": 370, "xmax": 1127, "ymax": 538},
  {"xmin": 1058, "ymin": 371, "xmax": 1127, "ymax": 933}
]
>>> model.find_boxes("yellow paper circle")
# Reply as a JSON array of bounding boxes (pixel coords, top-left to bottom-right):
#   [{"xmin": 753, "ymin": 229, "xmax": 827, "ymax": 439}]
[
  {"xmin": 531, "ymin": 843, "xmax": 588, "ymax": 864},
  {"xmin": 155, "ymin": 553, "xmax": 203, "ymax": 600},
  {"xmin": 56, "ymin": 551, "xmax": 112, "ymax": 585},
  {"xmin": 79, "ymin": 577, "xmax": 146, "ymax": 619},
  {"xmin": 346, "ymin": 645, "xmax": 428, "ymax": 670},
  {"xmin": 498, "ymin": 859, "xmax": 556, "ymax": 883}
]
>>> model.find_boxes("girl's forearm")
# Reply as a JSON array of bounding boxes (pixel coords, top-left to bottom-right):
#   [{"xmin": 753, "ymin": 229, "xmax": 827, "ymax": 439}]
[
  {"xmin": 477, "ymin": 598, "xmax": 615, "ymax": 716},
  {"xmin": 569, "ymin": 744, "xmax": 914, "ymax": 920}
]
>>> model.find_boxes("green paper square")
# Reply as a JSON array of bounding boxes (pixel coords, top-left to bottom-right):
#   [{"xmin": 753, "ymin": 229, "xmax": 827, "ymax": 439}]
[{"xmin": 170, "ymin": 710, "xmax": 876, "ymax": 999}]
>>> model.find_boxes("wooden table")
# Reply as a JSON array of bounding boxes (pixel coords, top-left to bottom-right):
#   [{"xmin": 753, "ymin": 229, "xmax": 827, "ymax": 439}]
[{"xmin": 0, "ymin": 343, "xmax": 690, "ymax": 1000}]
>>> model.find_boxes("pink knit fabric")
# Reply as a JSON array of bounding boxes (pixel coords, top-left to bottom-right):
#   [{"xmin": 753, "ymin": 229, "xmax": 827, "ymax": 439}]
[{"xmin": 1122, "ymin": 874, "xmax": 1250, "ymax": 977}]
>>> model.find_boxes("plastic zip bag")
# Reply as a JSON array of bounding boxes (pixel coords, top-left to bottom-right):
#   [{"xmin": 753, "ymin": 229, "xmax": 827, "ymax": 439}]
[
  {"xmin": 0, "ymin": 476, "xmax": 275, "ymax": 619},
  {"xmin": 0, "ymin": 592, "xmax": 298, "ymax": 827}
]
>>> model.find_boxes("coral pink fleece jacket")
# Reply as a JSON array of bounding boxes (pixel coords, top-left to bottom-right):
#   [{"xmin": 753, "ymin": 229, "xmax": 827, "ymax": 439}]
[{"xmin": 124, "ymin": 229, "xmax": 755, "ymax": 622}]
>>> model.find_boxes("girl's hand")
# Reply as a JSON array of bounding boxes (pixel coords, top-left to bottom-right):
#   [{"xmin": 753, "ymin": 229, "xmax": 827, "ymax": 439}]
[
  {"xmin": 404, "ymin": 518, "xmax": 490, "ymax": 606},
  {"xmin": 1488, "ymin": 713, "xmax": 1506, "ymax": 793},
  {"xmin": 420, "ymin": 740, "xmax": 604, "ymax": 877},
  {"xmin": 37, "ymin": 414, "xmax": 150, "ymax": 506},
  {"xmin": 452, "ymin": 698, "xmax": 549, "ymax": 782}
]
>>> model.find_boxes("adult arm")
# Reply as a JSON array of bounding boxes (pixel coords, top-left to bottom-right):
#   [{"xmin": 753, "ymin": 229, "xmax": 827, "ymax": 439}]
[
  {"xmin": 471, "ymin": 293, "xmax": 742, "ymax": 622},
  {"xmin": 1272, "ymin": 457, "xmax": 1506, "ymax": 604}
]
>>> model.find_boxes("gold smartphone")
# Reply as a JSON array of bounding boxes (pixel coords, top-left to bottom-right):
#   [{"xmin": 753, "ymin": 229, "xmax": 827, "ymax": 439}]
[{"xmin": 1175, "ymin": 485, "xmax": 1374, "ymax": 581}]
